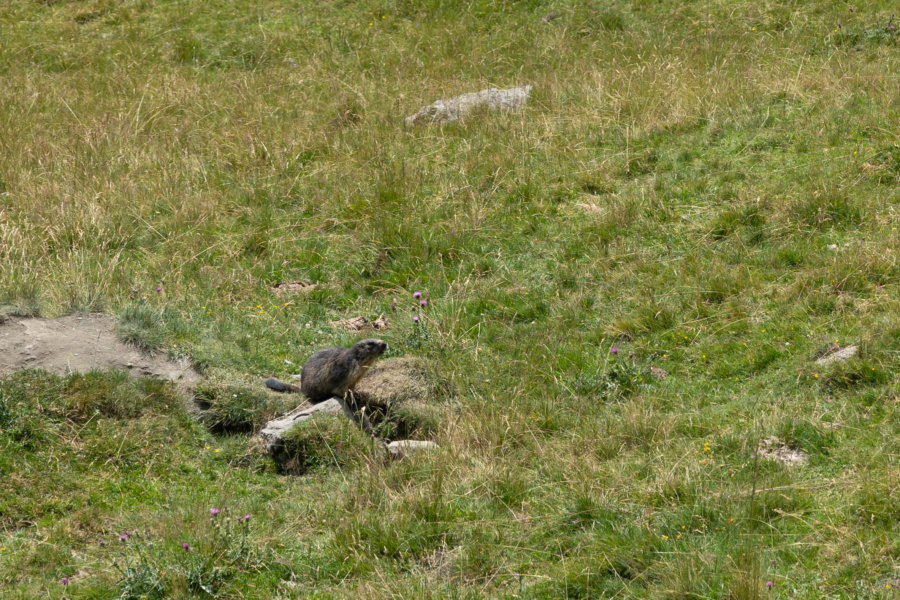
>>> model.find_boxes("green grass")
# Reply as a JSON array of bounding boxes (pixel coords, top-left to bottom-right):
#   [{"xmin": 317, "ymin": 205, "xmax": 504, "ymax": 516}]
[{"xmin": 1, "ymin": 0, "xmax": 899, "ymax": 597}]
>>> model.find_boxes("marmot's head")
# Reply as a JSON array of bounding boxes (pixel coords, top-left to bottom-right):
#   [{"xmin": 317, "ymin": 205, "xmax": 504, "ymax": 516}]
[{"xmin": 352, "ymin": 338, "xmax": 388, "ymax": 364}]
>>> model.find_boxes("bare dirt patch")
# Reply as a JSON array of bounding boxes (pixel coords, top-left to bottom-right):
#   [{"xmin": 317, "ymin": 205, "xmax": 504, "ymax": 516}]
[
  {"xmin": 758, "ymin": 436, "xmax": 807, "ymax": 466},
  {"xmin": 329, "ymin": 315, "xmax": 390, "ymax": 332},
  {"xmin": 272, "ymin": 281, "xmax": 316, "ymax": 295},
  {"xmin": 0, "ymin": 313, "xmax": 200, "ymax": 385}
]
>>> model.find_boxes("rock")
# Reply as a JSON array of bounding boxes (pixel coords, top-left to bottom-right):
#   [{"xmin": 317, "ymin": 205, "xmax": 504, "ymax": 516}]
[
  {"xmin": 386, "ymin": 440, "xmax": 439, "ymax": 459},
  {"xmin": 815, "ymin": 344, "xmax": 859, "ymax": 366},
  {"xmin": 757, "ymin": 437, "xmax": 807, "ymax": 466},
  {"xmin": 405, "ymin": 85, "xmax": 533, "ymax": 127},
  {"xmin": 256, "ymin": 399, "xmax": 343, "ymax": 456}
]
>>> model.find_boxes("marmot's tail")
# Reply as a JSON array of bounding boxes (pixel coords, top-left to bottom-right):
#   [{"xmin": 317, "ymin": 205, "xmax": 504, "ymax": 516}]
[{"xmin": 265, "ymin": 378, "xmax": 302, "ymax": 393}]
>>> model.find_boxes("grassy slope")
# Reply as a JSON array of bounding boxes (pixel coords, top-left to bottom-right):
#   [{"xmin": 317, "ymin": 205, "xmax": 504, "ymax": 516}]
[{"xmin": 1, "ymin": 0, "xmax": 899, "ymax": 597}]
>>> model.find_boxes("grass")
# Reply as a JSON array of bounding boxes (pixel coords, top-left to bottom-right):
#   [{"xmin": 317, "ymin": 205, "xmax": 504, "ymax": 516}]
[{"xmin": 1, "ymin": 0, "xmax": 899, "ymax": 597}]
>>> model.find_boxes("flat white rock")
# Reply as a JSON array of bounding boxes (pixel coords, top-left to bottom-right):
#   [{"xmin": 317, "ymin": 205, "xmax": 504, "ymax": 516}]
[{"xmin": 405, "ymin": 86, "xmax": 532, "ymax": 126}]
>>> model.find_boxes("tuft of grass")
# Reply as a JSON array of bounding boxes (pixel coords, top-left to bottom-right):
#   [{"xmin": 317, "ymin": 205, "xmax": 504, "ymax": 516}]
[
  {"xmin": 116, "ymin": 304, "xmax": 167, "ymax": 353},
  {"xmin": 278, "ymin": 413, "xmax": 376, "ymax": 475},
  {"xmin": 193, "ymin": 380, "xmax": 291, "ymax": 434}
]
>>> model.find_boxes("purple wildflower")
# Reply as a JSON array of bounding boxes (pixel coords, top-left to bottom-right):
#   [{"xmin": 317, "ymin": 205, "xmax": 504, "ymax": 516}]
[
  {"xmin": 766, "ymin": 581, "xmax": 773, "ymax": 590},
  {"xmin": 420, "ymin": 299, "xmax": 427, "ymax": 307},
  {"xmin": 413, "ymin": 291, "xmax": 422, "ymax": 299},
  {"xmin": 413, "ymin": 315, "xmax": 419, "ymax": 322},
  {"xmin": 182, "ymin": 542, "xmax": 189, "ymax": 550},
  {"xmin": 243, "ymin": 514, "xmax": 251, "ymax": 521},
  {"xmin": 210, "ymin": 508, "xmax": 220, "ymax": 516},
  {"xmin": 99, "ymin": 538, "xmax": 106, "ymax": 546},
  {"xmin": 611, "ymin": 347, "xmax": 618, "ymax": 355},
  {"xmin": 62, "ymin": 577, "xmax": 69, "ymax": 585},
  {"xmin": 155, "ymin": 286, "xmax": 162, "ymax": 292},
  {"xmin": 119, "ymin": 533, "xmax": 127, "ymax": 542}
]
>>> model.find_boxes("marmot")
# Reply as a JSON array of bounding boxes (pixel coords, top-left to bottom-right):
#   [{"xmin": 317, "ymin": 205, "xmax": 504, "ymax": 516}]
[{"xmin": 265, "ymin": 338, "xmax": 387, "ymax": 403}]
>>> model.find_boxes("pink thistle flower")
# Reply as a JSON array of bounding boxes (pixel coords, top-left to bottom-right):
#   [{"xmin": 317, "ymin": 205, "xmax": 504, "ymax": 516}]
[
  {"xmin": 413, "ymin": 291, "xmax": 422, "ymax": 299},
  {"xmin": 182, "ymin": 542, "xmax": 189, "ymax": 550},
  {"xmin": 766, "ymin": 581, "xmax": 773, "ymax": 589},
  {"xmin": 210, "ymin": 508, "xmax": 220, "ymax": 516},
  {"xmin": 611, "ymin": 347, "xmax": 618, "ymax": 355},
  {"xmin": 413, "ymin": 315, "xmax": 419, "ymax": 322},
  {"xmin": 420, "ymin": 299, "xmax": 427, "ymax": 307}
]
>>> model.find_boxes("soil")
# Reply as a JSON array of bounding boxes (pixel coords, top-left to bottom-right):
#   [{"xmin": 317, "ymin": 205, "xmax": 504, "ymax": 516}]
[{"xmin": 0, "ymin": 313, "xmax": 200, "ymax": 385}]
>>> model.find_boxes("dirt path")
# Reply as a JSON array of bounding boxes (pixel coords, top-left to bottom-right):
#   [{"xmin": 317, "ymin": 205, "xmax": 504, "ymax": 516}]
[{"xmin": 0, "ymin": 313, "xmax": 200, "ymax": 385}]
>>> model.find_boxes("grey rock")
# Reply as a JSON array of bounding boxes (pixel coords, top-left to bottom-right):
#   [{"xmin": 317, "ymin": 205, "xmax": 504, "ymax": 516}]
[
  {"xmin": 386, "ymin": 440, "xmax": 439, "ymax": 459},
  {"xmin": 405, "ymin": 85, "xmax": 533, "ymax": 126},
  {"xmin": 815, "ymin": 344, "xmax": 859, "ymax": 366}
]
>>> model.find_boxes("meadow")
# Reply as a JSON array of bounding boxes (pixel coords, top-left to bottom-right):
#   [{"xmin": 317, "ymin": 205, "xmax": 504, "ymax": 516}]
[{"xmin": 0, "ymin": 0, "xmax": 898, "ymax": 597}]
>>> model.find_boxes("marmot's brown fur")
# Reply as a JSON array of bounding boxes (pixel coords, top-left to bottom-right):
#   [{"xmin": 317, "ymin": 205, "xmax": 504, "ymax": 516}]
[{"xmin": 265, "ymin": 338, "xmax": 387, "ymax": 403}]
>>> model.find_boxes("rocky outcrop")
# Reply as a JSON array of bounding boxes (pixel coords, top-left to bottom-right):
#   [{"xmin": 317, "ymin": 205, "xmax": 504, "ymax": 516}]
[
  {"xmin": 255, "ymin": 356, "xmax": 445, "ymax": 468},
  {"xmin": 405, "ymin": 85, "xmax": 533, "ymax": 126}
]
